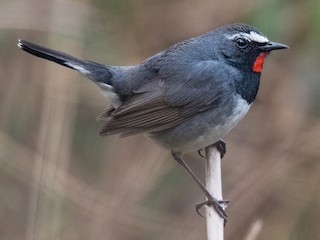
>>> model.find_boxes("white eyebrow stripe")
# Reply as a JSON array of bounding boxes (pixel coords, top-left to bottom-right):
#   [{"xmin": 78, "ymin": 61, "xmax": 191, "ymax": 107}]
[{"xmin": 226, "ymin": 31, "xmax": 269, "ymax": 43}]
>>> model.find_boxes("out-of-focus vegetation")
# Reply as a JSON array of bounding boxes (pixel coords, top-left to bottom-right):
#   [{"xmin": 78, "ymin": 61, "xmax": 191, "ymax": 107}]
[{"xmin": 0, "ymin": 0, "xmax": 319, "ymax": 239}]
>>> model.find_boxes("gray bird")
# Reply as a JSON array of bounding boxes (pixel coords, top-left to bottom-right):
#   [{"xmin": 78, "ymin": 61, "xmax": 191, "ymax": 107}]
[{"xmin": 18, "ymin": 23, "xmax": 288, "ymax": 222}]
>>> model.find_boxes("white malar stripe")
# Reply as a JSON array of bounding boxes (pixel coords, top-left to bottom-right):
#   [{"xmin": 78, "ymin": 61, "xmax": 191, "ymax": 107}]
[
  {"xmin": 98, "ymin": 83, "xmax": 121, "ymax": 108},
  {"xmin": 226, "ymin": 31, "xmax": 269, "ymax": 43}
]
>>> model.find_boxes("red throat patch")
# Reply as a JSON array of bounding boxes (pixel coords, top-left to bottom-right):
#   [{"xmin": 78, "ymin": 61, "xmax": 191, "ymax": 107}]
[{"xmin": 253, "ymin": 52, "xmax": 267, "ymax": 73}]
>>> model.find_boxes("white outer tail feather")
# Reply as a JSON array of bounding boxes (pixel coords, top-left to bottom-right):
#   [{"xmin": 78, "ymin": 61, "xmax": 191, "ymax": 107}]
[{"xmin": 97, "ymin": 83, "xmax": 121, "ymax": 108}]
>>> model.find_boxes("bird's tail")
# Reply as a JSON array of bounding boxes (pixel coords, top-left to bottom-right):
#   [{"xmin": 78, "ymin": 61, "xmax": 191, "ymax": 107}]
[{"xmin": 17, "ymin": 39, "xmax": 112, "ymax": 84}]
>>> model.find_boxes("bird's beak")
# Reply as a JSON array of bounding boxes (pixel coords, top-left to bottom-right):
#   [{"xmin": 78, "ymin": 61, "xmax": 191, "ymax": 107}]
[{"xmin": 260, "ymin": 42, "xmax": 289, "ymax": 51}]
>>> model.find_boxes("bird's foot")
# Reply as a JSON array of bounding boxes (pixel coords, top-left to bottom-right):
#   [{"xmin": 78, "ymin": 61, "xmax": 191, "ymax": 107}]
[
  {"xmin": 212, "ymin": 139, "xmax": 226, "ymax": 159},
  {"xmin": 199, "ymin": 139, "xmax": 226, "ymax": 159},
  {"xmin": 196, "ymin": 197, "xmax": 229, "ymax": 226}
]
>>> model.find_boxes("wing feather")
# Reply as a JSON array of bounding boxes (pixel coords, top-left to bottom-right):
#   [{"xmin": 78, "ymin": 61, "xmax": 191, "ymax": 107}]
[{"xmin": 99, "ymin": 61, "xmax": 233, "ymax": 136}]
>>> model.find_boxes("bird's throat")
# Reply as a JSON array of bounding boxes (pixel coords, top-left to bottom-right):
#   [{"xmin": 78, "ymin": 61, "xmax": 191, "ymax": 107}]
[{"xmin": 252, "ymin": 52, "xmax": 267, "ymax": 73}]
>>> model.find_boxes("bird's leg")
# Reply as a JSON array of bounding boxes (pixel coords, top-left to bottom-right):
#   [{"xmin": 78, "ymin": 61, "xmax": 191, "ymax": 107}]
[
  {"xmin": 197, "ymin": 140, "xmax": 229, "ymax": 225},
  {"xmin": 171, "ymin": 150, "xmax": 228, "ymax": 223}
]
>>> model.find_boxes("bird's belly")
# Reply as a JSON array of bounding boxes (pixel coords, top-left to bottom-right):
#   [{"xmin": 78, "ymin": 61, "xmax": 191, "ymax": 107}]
[
  {"xmin": 184, "ymin": 105, "xmax": 249, "ymax": 151},
  {"xmin": 151, "ymin": 97, "xmax": 250, "ymax": 153}
]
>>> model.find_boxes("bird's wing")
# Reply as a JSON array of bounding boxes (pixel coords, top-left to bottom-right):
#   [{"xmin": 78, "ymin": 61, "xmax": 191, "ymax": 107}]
[{"xmin": 99, "ymin": 60, "xmax": 234, "ymax": 136}]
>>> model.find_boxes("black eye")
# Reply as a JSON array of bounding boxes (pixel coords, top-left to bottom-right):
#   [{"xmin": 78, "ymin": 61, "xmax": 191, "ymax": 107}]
[{"xmin": 235, "ymin": 38, "xmax": 248, "ymax": 48}]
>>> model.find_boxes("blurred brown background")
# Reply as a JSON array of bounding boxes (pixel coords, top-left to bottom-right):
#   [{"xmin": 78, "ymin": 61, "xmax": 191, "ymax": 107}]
[{"xmin": 1, "ymin": 0, "xmax": 319, "ymax": 239}]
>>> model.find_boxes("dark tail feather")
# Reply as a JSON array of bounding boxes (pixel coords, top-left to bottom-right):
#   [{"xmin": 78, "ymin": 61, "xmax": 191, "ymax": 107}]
[
  {"xmin": 17, "ymin": 39, "xmax": 112, "ymax": 84},
  {"xmin": 18, "ymin": 39, "xmax": 87, "ymax": 70}
]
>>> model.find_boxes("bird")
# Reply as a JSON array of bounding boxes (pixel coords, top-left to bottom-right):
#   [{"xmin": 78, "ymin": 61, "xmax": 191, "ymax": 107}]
[{"xmin": 18, "ymin": 23, "xmax": 288, "ymax": 222}]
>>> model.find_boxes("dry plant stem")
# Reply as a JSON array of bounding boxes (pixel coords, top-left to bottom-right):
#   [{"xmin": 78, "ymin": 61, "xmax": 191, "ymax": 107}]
[{"xmin": 205, "ymin": 145, "xmax": 224, "ymax": 240}]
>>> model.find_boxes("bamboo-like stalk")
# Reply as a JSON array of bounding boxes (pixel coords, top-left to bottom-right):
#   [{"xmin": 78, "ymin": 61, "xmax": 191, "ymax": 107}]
[{"xmin": 205, "ymin": 145, "xmax": 224, "ymax": 240}]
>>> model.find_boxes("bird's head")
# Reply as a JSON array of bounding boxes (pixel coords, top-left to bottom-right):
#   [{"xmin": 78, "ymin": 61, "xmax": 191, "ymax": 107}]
[{"xmin": 217, "ymin": 24, "xmax": 288, "ymax": 73}]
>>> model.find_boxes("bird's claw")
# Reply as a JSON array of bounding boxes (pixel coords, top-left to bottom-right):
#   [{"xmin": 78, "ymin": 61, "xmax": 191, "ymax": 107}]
[
  {"xmin": 196, "ymin": 198, "xmax": 229, "ymax": 226},
  {"xmin": 214, "ymin": 139, "xmax": 226, "ymax": 159},
  {"xmin": 200, "ymin": 139, "xmax": 226, "ymax": 159},
  {"xmin": 198, "ymin": 149, "xmax": 205, "ymax": 158}
]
